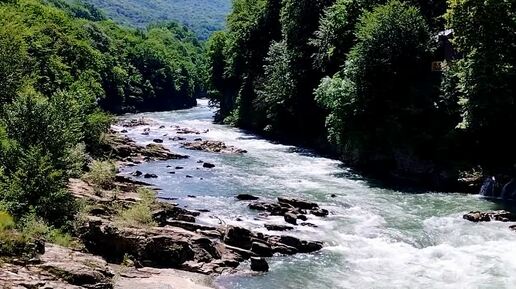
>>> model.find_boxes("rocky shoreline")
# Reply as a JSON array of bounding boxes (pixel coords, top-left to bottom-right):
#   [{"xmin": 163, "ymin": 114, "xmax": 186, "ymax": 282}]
[{"xmin": 1, "ymin": 118, "xmax": 328, "ymax": 289}]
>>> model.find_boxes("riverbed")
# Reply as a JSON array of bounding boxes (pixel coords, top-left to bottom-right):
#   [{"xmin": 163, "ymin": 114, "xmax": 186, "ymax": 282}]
[{"xmin": 114, "ymin": 99, "xmax": 516, "ymax": 289}]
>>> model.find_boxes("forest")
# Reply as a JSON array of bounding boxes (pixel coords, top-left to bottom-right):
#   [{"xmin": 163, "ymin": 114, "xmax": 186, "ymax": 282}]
[
  {"xmin": 0, "ymin": 0, "xmax": 515, "ymax": 287},
  {"xmin": 79, "ymin": 0, "xmax": 231, "ymax": 39},
  {"xmin": 205, "ymin": 0, "xmax": 516, "ymax": 190},
  {"xmin": 0, "ymin": 0, "xmax": 206, "ymax": 243}
]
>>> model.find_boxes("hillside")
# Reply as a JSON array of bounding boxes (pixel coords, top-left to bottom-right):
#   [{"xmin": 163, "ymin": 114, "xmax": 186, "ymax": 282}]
[{"xmin": 80, "ymin": 0, "xmax": 231, "ymax": 39}]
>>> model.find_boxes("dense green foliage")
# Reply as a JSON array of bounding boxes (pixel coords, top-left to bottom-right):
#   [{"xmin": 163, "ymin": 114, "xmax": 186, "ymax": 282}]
[
  {"xmin": 445, "ymin": 0, "xmax": 516, "ymax": 172},
  {"xmin": 0, "ymin": 0, "xmax": 206, "ymax": 228},
  {"xmin": 207, "ymin": 0, "xmax": 515, "ymax": 187},
  {"xmin": 79, "ymin": 0, "xmax": 231, "ymax": 39}
]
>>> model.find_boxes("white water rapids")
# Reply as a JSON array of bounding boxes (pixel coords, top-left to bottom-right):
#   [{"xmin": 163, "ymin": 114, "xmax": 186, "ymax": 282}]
[{"xmin": 114, "ymin": 100, "xmax": 516, "ymax": 289}]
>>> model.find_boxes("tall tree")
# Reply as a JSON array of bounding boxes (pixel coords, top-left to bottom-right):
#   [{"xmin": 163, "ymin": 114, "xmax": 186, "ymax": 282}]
[{"xmin": 446, "ymin": 0, "xmax": 516, "ymax": 172}]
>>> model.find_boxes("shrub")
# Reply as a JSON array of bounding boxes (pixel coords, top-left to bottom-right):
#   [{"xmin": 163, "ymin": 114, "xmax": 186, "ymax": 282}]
[
  {"xmin": 0, "ymin": 211, "xmax": 40, "ymax": 259},
  {"xmin": 83, "ymin": 160, "xmax": 117, "ymax": 189}
]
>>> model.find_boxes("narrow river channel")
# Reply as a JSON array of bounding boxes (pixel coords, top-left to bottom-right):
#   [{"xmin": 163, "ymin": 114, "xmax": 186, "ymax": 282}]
[{"xmin": 114, "ymin": 99, "xmax": 516, "ymax": 289}]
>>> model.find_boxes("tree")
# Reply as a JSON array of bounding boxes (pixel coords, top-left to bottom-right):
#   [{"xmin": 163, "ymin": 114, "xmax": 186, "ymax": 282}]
[
  {"xmin": 316, "ymin": 0, "xmax": 436, "ymax": 167},
  {"xmin": 446, "ymin": 0, "xmax": 516, "ymax": 172},
  {"xmin": 254, "ymin": 41, "xmax": 295, "ymax": 134},
  {"xmin": 0, "ymin": 8, "xmax": 28, "ymax": 105}
]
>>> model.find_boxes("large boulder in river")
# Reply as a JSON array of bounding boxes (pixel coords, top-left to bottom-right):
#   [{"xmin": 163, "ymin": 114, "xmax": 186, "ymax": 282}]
[
  {"xmin": 182, "ymin": 140, "xmax": 247, "ymax": 154},
  {"xmin": 251, "ymin": 242, "xmax": 273, "ymax": 257},
  {"xmin": 250, "ymin": 257, "xmax": 269, "ymax": 272},
  {"xmin": 223, "ymin": 226, "xmax": 253, "ymax": 250},
  {"xmin": 463, "ymin": 210, "xmax": 516, "ymax": 222},
  {"xmin": 311, "ymin": 208, "xmax": 329, "ymax": 217},
  {"xmin": 284, "ymin": 212, "xmax": 298, "ymax": 225},
  {"xmin": 264, "ymin": 224, "xmax": 294, "ymax": 231},
  {"xmin": 236, "ymin": 194, "xmax": 260, "ymax": 201},
  {"xmin": 278, "ymin": 197, "xmax": 319, "ymax": 210}
]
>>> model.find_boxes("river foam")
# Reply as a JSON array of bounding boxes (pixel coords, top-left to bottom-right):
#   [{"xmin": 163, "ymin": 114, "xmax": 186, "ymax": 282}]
[{"xmin": 115, "ymin": 100, "xmax": 516, "ymax": 289}]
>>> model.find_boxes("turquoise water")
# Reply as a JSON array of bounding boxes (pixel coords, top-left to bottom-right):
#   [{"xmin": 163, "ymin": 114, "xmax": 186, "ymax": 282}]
[{"xmin": 116, "ymin": 100, "xmax": 516, "ymax": 289}]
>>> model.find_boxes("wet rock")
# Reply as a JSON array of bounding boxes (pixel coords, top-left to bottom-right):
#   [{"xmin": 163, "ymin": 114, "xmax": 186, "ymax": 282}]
[
  {"xmin": 159, "ymin": 125, "xmax": 166, "ymax": 129},
  {"xmin": 311, "ymin": 208, "xmax": 329, "ymax": 217},
  {"xmin": 186, "ymin": 175, "xmax": 193, "ymax": 178},
  {"xmin": 153, "ymin": 139, "xmax": 163, "ymax": 143},
  {"xmin": 284, "ymin": 212, "xmax": 298, "ymax": 225},
  {"xmin": 121, "ymin": 118, "xmax": 152, "ymax": 127},
  {"xmin": 151, "ymin": 205, "xmax": 199, "ymax": 226},
  {"xmin": 278, "ymin": 197, "xmax": 319, "ymax": 210},
  {"xmin": 301, "ymin": 222, "xmax": 318, "ymax": 228},
  {"xmin": 501, "ymin": 179, "xmax": 516, "ymax": 200},
  {"xmin": 194, "ymin": 138, "xmax": 203, "ymax": 141},
  {"xmin": 131, "ymin": 171, "xmax": 143, "ymax": 177},
  {"xmin": 182, "ymin": 141, "xmax": 247, "ymax": 154},
  {"xmin": 144, "ymin": 173, "xmax": 158, "ymax": 179},
  {"xmin": 105, "ymin": 134, "xmax": 189, "ymax": 162},
  {"xmin": 251, "ymin": 242, "xmax": 273, "ymax": 257},
  {"xmin": 510, "ymin": 225, "xmax": 516, "ymax": 232},
  {"xmin": 176, "ymin": 127, "xmax": 201, "ymax": 135},
  {"xmin": 264, "ymin": 224, "xmax": 294, "ymax": 231},
  {"xmin": 170, "ymin": 136, "xmax": 186, "ymax": 141},
  {"xmin": 269, "ymin": 236, "xmax": 323, "ymax": 254},
  {"xmin": 297, "ymin": 214, "xmax": 308, "ymax": 221},
  {"xmin": 223, "ymin": 226, "xmax": 253, "ymax": 250},
  {"xmin": 203, "ymin": 162, "xmax": 216, "ymax": 169},
  {"xmin": 248, "ymin": 202, "xmax": 288, "ymax": 216},
  {"xmin": 479, "ymin": 177, "xmax": 498, "ymax": 197},
  {"xmin": 176, "ymin": 166, "xmax": 184, "ymax": 170},
  {"xmin": 331, "ymin": 194, "xmax": 337, "ymax": 198},
  {"xmin": 144, "ymin": 144, "xmax": 188, "ymax": 160},
  {"xmin": 463, "ymin": 210, "xmax": 516, "ymax": 222},
  {"xmin": 121, "ymin": 130, "xmax": 128, "ymax": 133},
  {"xmin": 250, "ymin": 257, "xmax": 269, "ymax": 272},
  {"xmin": 236, "ymin": 194, "xmax": 260, "ymax": 201},
  {"xmin": 165, "ymin": 220, "xmax": 217, "ymax": 232}
]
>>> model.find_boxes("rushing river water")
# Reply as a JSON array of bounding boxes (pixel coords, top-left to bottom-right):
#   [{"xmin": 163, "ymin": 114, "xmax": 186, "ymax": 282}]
[{"xmin": 115, "ymin": 100, "xmax": 516, "ymax": 289}]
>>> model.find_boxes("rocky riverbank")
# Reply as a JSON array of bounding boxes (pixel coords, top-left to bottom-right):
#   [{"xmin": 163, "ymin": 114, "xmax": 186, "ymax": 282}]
[{"xmin": 1, "ymin": 118, "xmax": 327, "ymax": 289}]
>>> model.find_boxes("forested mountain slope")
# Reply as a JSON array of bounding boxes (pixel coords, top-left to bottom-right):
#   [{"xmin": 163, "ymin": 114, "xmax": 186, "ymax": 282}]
[{"xmin": 79, "ymin": 0, "xmax": 231, "ymax": 39}]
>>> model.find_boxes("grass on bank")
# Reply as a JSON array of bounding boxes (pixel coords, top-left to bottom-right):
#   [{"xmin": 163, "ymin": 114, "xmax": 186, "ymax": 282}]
[
  {"xmin": 115, "ymin": 188, "xmax": 157, "ymax": 228},
  {"xmin": 0, "ymin": 211, "xmax": 79, "ymax": 260}
]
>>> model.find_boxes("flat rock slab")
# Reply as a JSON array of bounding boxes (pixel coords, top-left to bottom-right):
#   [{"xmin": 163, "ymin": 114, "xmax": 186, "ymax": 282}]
[{"xmin": 114, "ymin": 267, "xmax": 214, "ymax": 289}]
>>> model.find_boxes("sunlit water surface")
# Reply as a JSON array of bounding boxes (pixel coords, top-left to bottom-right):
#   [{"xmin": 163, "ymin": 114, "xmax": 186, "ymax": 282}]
[{"xmin": 114, "ymin": 100, "xmax": 516, "ymax": 289}]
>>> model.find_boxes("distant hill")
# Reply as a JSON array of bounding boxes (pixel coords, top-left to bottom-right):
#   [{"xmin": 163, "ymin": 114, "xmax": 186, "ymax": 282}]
[{"xmin": 80, "ymin": 0, "xmax": 231, "ymax": 39}]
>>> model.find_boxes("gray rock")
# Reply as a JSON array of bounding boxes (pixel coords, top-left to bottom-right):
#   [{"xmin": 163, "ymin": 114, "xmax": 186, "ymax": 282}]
[
  {"xmin": 203, "ymin": 162, "xmax": 216, "ymax": 169},
  {"xmin": 284, "ymin": 212, "xmax": 298, "ymax": 225},
  {"xmin": 250, "ymin": 257, "xmax": 269, "ymax": 272},
  {"xmin": 264, "ymin": 224, "xmax": 294, "ymax": 231},
  {"xmin": 311, "ymin": 208, "xmax": 329, "ymax": 217},
  {"xmin": 236, "ymin": 194, "xmax": 260, "ymax": 201},
  {"xmin": 251, "ymin": 242, "xmax": 273, "ymax": 257}
]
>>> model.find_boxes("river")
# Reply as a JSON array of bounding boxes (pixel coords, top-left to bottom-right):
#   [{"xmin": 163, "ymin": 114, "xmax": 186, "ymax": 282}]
[{"xmin": 114, "ymin": 99, "xmax": 516, "ymax": 289}]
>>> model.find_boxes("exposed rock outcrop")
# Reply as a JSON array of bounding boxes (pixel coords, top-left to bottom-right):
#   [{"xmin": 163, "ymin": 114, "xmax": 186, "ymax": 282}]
[
  {"xmin": 104, "ymin": 134, "xmax": 188, "ymax": 163},
  {"xmin": 0, "ymin": 244, "xmax": 114, "ymax": 289},
  {"xmin": 463, "ymin": 210, "xmax": 516, "ymax": 223},
  {"xmin": 182, "ymin": 141, "xmax": 247, "ymax": 154}
]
